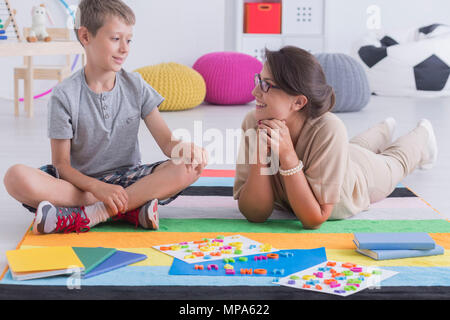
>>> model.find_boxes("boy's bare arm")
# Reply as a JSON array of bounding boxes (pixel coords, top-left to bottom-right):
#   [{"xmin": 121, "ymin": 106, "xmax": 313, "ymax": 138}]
[
  {"xmin": 143, "ymin": 107, "xmax": 180, "ymax": 157},
  {"xmin": 51, "ymin": 139, "xmax": 99, "ymax": 192},
  {"xmin": 144, "ymin": 108, "xmax": 208, "ymax": 168},
  {"xmin": 51, "ymin": 139, "xmax": 128, "ymax": 214}
]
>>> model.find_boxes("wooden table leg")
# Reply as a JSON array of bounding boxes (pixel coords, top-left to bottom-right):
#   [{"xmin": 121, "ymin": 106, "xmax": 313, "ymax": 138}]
[
  {"xmin": 24, "ymin": 56, "xmax": 34, "ymax": 118},
  {"xmin": 14, "ymin": 72, "xmax": 19, "ymax": 116}
]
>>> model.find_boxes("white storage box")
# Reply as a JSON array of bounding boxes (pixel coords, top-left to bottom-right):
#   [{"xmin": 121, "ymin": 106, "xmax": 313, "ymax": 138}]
[{"xmin": 282, "ymin": 0, "xmax": 324, "ymax": 35}]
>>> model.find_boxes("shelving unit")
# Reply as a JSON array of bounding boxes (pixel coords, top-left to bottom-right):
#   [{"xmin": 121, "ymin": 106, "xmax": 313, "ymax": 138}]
[
  {"xmin": 233, "ymin": 0, "xmax": 326, "ymax": 60},
  {"xmin": 0, "ymin": 0, "xmax": 22, "ymax": 42}
]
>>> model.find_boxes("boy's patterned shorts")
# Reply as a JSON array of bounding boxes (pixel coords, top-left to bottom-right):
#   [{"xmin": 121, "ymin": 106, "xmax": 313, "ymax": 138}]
[{"xmin": 23, "ymin": 161, "xmax": 182, "ymax": 213}]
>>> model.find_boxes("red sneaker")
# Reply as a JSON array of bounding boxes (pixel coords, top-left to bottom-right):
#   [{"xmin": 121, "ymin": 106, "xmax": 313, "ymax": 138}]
[
  {"xmin": 33, "ymin": 201, "xmax": 90, "ymax": 235},
  {"xmin": 115, "ymin": 199, "xmax": 159, "ymax": 230}
]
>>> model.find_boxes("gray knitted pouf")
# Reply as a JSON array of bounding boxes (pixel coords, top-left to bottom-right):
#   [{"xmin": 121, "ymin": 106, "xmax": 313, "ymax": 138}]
[{"xmin": 315, "ymin": 53, "xmax": 371, "ymax": 113}]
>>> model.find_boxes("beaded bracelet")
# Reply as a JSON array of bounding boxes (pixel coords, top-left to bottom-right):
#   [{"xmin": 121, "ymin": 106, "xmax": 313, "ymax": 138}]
[{"xmin": 279, "ymin": 160, "xmax": 304, "ymax": 176}]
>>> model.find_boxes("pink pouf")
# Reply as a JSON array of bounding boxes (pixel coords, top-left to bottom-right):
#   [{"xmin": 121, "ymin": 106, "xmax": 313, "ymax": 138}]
[{"xmin": 193, "ymin": 52, "xmax": 263, "ymax": 105}]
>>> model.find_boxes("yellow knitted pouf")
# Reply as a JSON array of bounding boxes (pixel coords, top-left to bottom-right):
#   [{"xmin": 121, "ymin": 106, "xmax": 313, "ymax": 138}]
[{"xmin": 134, "ymin": 63, "xmax": 206, "ymax": 111}]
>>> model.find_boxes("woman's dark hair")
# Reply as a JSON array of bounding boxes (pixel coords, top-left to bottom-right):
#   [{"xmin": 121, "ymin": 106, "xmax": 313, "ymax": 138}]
[{"xmin": 264, "ymin": 46, "xmax": 335, "ymax": 118}]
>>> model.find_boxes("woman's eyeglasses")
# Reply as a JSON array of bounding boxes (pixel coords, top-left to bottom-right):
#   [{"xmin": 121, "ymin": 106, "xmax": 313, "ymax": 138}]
[{"xmin": 254, "ymin": 73, "xmax": 280, "ymax": 93}]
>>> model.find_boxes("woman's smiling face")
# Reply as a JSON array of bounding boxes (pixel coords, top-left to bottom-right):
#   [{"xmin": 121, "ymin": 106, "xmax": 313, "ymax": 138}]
[{"xmin": 252, "ymin": 64, "xmax": 305, "ymax": 122}]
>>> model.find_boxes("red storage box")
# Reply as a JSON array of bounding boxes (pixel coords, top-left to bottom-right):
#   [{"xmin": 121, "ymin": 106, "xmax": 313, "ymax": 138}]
[{"xmin": 245, "ymin": 2, "xmax": 281, "ymax": 34}]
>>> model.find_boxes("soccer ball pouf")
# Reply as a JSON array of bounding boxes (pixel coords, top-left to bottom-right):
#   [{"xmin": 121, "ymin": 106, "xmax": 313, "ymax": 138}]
[
  {"xmin": 134, "ymin": 63, "xmax": 206, "ymax": 111},
  {"xmin": 193, "ymin": 52, "xmax": 263, "ymax": 105},
  {"xmin": 356, "ymin": 23, "xmax": 450, "ymax": 97}
]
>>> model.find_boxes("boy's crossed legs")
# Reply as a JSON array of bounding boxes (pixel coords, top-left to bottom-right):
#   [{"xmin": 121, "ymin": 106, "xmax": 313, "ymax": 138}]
[{"xmin": 4, "ymin": 160, "xmax": 202, "ymax": 234}]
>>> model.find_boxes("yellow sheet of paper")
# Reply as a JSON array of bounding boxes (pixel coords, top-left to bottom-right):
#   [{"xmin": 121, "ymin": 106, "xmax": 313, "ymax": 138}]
[{"xmin": 6, "ymin": 246, "xmax": 84, "ymax": 273}]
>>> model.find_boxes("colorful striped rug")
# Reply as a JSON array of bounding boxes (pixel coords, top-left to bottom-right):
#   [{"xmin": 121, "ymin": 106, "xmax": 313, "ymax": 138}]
[{"xmin": 1, "ymin": 169, "xmax": 449, "ymax": 299}]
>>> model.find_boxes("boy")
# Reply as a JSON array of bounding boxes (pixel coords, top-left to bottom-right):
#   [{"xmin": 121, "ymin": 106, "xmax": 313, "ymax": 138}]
[{"xmin": 3, "ymin": 0, "xmax": 208, "ymax": 234}]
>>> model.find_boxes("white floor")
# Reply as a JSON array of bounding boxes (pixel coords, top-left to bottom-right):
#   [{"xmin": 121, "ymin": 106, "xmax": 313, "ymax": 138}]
[{"xmin": 1, "ymin": 95, "xmax": 449, "ymax": 272}]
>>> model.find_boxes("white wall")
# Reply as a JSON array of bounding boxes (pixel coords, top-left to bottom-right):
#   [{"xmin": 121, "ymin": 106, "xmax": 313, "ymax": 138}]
[
  {"xmin": 325, "ymin": 0, "xmax": 450, "ymax": 54},
  {"xmin": 0, "ymin": 0, "xmax": 226, "ymax": 99},
  {"xmin": 1, "ymin": 0, "xmax": 450, "ymax": 100},
  {"xmin": 125, "ymin": 0, "xmax": 225, "ymax": 70}
]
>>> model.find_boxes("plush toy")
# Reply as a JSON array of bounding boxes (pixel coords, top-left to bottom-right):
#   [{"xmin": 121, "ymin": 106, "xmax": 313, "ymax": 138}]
[{"xmin": 27, "ymin": 4, "xmax": 54, "ymax": 42}]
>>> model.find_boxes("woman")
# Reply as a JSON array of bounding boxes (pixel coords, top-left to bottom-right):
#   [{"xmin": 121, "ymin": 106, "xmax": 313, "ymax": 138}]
[{"xmin": 233, "ymin": 46, "xmax": 437, "ymax": 229}]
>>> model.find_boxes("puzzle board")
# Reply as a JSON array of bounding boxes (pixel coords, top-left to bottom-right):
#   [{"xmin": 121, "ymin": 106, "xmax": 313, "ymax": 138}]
[
  {"xmin": 275, "ymin": 260, "xmax": 398, "ymax": 297},
  {"xmin": 153, "ymin": 234, "xmax": 278, "ymax": 264}
]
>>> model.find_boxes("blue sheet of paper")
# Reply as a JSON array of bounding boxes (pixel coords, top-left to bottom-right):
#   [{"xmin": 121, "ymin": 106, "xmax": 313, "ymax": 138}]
[
  {"xmin": 83, "ymin": 250, "xmax": 147, "ymax": 279},
  {"xmin": 169, "ymin": 248, "xmax": 327, "ymax": 277}
]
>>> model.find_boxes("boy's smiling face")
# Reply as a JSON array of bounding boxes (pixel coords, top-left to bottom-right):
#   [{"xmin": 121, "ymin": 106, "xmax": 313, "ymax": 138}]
[{"xmin": 81, "ymin": 15, "xmax": 134, "ymax": 73}]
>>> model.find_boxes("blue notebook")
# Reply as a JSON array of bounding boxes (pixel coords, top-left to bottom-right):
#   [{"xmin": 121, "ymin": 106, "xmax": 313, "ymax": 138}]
[
  {"xmin": 353, "ymin": 232, "xmax": 435, "ymax": 250},
  {"xmin": 356, "ymin": 245, "xmax": 444, "ymax": 260},
  {"xmin": 83, "ymin": 250, "xmax": 147, "ymax": 279}
]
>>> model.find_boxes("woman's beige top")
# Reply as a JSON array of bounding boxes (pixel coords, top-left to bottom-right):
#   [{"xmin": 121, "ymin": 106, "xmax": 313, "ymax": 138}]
[{"xmin": 233, "ymin": 110, "xmax": 370, "ymax": 220}]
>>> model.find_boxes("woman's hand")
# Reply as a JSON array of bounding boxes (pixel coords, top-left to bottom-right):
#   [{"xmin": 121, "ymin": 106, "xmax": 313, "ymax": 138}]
[{"xmin": 257, "ymin": 119, "xmax": 298, "ymax": 168}]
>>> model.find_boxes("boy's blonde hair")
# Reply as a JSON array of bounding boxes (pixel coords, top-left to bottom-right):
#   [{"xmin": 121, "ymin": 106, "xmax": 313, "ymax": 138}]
[{"xmin": 75, "ymin": 0, "xmax": 135, "ymax": 43}]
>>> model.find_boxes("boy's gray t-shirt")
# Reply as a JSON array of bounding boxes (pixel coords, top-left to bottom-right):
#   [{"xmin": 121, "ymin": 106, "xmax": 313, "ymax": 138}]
[{"xmin": 47, "ymin": 68, "xmax": 164, "ymax": 178}]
